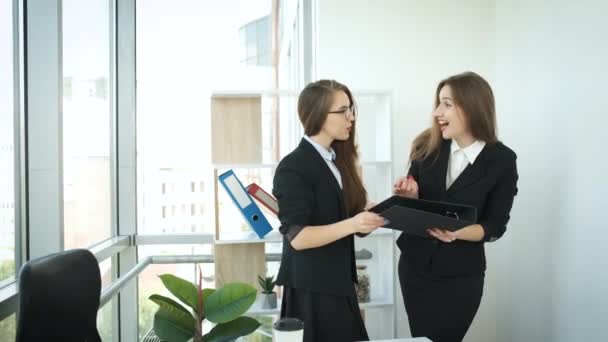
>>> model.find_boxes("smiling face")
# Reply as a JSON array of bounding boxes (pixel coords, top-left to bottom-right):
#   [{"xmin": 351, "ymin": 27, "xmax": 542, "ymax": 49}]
[
  {"xmin": 320, "ymin": 90, "xmax": 354, "ymax": 142},
  {"xmin": 433, "ymin": 85, "xmax": 475, "ymax": 146}
]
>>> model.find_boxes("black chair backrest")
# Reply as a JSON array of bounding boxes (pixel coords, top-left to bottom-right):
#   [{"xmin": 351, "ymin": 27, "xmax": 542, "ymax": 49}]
[{"xmin": 16, "ymin": 249, "xmax": 102, "ymax": 342}]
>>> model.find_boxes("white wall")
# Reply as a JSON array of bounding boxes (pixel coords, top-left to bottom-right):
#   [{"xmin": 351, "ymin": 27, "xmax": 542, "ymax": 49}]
[
  {"xmin": 316, "ymin": 0, "xmax": 497, "ymax": 339},
  {"xmin": 317, "ymin": 0, "xmax": 608, "ymax": 341},
  {"xmin": 316, "ymin": 0, "xmax": 495, "ymax": 179},
  {"xmin": 495, "ymin": 0, "xmax": 608, "ymax": 341}
]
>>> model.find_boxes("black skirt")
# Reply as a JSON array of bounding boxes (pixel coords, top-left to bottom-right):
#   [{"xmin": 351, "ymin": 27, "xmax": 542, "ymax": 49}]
[
  {"xmin": 280, "ymin": 286, "xmax": 369, "ymax": 342},
  {"xmin": 399, "ymin": 254, "xmax": 484, "ymax": 342}
]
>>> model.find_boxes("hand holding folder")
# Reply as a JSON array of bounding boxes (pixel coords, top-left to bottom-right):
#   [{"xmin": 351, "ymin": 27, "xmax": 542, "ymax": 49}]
[{"xmin": 368, "ymin": 195, "xmax": 477, "ymax": 238}]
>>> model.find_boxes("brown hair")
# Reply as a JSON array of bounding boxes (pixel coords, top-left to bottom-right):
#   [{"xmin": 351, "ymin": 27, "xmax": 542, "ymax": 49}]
[
  {"xmin": 411, "ymin": 71, "xmax": 498, "ymax": 162},
  {"xmin": 297, "ymin": 80, "xmax": 367, "ymax": 216}
]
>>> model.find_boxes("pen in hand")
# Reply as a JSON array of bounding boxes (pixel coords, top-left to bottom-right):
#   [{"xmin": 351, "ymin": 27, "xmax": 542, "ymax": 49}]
[{"xmin": 393, "ymin": 175, "xmax": 419, "ymax": 199}]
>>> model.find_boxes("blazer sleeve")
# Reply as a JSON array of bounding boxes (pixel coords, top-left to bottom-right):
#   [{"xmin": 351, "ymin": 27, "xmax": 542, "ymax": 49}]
[
  {"xmin": 478, "ymin": 153, "xmax": 519, "ymax": 242},
  {"xmin": 407, "ymin": 159, "xmax": 422, "ymax": 181},
  {"xmin": 273, "ymin": 163, "xmax": 315, "ymax": 242}
]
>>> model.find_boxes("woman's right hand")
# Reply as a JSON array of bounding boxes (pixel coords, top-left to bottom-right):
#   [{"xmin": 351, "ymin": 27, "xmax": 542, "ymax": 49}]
[
  {"xmin": 393, "ymin": 175, "xmax": 419, "ymax": 198},
  {"xmin": 350, "ymin": 212, "xmax": 385, "ymax": 234}
]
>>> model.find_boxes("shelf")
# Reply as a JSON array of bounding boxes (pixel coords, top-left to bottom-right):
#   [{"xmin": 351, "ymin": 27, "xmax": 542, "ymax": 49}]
[
  {"xmin": 215, "ymin": 230, "xmax": 283, "ymax": 244},
  {"xmin": 213, "ymin": 163, "xmax": 278, "ymax": 170},
  {"xmin": 215, "ymin": 228, "xmax": 393, "ymax": 245},
  {"xmin": 247, "ymin": 297, "xmax": 394, "ymax": 316},
  {"xmin": 213, "ymin": 161, "xmax": 392, "ymax": 170},
  {"xmin": 212, "ymin": 89, "xmax": 300, "ymax": 97},
  {"xmin": 247, "ymin": 300, "xmax": 281, "ymax": 316},
  {"xmin": 211, "ymin": 89, "xmax": 391, "ymax": 97},
  {"xmin": 360, "ymin": 298, "xmax": 394, "ymax": 309}
]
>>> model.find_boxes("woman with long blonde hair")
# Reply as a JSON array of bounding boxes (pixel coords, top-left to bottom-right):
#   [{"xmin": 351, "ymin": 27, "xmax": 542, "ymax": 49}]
[{"xmin": 394, "ymin": 72, "xmax": 519, "ymax": 342}]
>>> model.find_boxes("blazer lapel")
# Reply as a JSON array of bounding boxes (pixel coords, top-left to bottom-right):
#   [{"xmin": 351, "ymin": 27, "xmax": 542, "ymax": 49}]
[
  {"xmin": 299, "ymin": 139, "xmax": 345, "ymax": 204},
  {"xmin": 428, "ymin": 140, "xmax": 450, "ymax": 194},
  {"xmin": 325, "ymin": 166, "xmax": 344, "ymax": 204},
  {"xmin": 447, "ymin": 144, "xmax": 488, "ymax": 194}
]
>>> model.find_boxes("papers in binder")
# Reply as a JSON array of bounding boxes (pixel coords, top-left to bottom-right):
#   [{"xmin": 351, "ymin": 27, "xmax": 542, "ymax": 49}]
[
  {"xmin": 246, "ymin": 183, "xmax": 278, "ymax": 216},
  {"xmin": 218, "ymin": 170, "xmax": 273, "ymax": 238}
]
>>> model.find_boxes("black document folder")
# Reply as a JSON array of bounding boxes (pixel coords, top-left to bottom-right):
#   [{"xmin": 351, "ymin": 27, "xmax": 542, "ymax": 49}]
[{"xmin": 368, "ymin": 196, "xmax": 477, "ymax": 237}]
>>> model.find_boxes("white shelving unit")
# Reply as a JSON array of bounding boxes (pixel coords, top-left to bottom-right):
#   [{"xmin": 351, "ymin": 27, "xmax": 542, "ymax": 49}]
[
  {"xmin": 352, "ymin": 91, "xmax": 396, "ymax": 339},
  {"xmin": 214, "ymin": 230, "xmax": 283, "ymax": 245},
  {"xmin": 211, "ymin": 90, "xmax": 396, "ymax": 340}
]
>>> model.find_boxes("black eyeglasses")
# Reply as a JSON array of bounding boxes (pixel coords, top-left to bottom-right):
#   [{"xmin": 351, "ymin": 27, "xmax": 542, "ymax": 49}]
[
  {"xmin": 445, "ymin": 211, "xmax": 460, "ymax": 220},
  {"xmin": 328, "ymin": 105, "xmax": 356, "ymax": 119}
]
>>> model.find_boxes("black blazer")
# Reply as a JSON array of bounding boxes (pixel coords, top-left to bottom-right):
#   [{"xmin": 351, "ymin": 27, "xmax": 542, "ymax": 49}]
[
  {"xmin": 397, "ymin": 139, "xmax": 518, "ymax": 277},
  {"xmin": 273, "ymin": 139, "xmax": 357, "ymax": 296}
]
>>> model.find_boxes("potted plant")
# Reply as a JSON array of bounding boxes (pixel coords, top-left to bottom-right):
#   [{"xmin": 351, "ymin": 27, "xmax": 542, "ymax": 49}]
[
  {"xmin": 257, "ymin": 274, "xmax": 277, "ymax": 309},
  {"xmin": 149, "ymin": 265, "xmax": 261, "ymax": 342}
]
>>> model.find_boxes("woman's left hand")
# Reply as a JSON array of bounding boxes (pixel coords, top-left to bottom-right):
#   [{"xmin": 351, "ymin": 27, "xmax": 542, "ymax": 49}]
[{"xmin": 427, "ymin": 228, "xmax": 458, "ymax": 243}]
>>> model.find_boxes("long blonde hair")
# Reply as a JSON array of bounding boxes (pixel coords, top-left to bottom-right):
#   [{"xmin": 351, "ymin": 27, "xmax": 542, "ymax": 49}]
[
  {"xmin": 411, "ymin": 71, "xmax": 498, "ymax": 162},
  {"xmin": 298, "ymin": 80, "xmax": 367, "ymax": 216}
]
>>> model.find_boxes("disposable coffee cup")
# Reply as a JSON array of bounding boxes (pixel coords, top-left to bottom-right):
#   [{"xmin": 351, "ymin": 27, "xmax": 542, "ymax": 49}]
[{"xmin": 273, "ymin": 317, "xmax": 304, "ymax": 342}]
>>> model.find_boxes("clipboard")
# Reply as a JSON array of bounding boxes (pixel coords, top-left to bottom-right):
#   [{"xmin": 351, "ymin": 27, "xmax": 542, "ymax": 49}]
[{"xmin": 368, "ymin": 195, "xmax": 477, "ymax": 237}]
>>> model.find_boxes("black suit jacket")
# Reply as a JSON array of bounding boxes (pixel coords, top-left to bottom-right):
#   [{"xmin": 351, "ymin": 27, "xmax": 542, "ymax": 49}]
[
  {"xmin": 273, "ymin": 139, "xmax": 357, "ymax": 296},
  {"xmin": 397, "ymin": 139, "xmax": 518, "ymax": 277}
]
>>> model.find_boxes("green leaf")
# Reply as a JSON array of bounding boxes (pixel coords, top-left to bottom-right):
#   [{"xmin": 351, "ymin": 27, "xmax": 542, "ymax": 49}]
[
  {"xmin": 153, "ymin": 310, "xmax": 195, "ymax": 342},
  {"xmin": 203, "ymin": 288, "xmax": 216, "ymax": 302},
  {"xmin": 257, "ymin": 275, "xmax": 264, "ymax": 289},
  {"xmin": 205, "ymin": 283, "xmax": 257, "ymax": 324},
  {"xmin": 159, "ymin": 274, "xmax": 200, "ymax": 315},
  {"xmin": 203, "ymin": 316, "xmax": 261, "ymax": 342},
  {"xmin": 149, "ymin": 294, "xmax": 196, "ymax": 333}
]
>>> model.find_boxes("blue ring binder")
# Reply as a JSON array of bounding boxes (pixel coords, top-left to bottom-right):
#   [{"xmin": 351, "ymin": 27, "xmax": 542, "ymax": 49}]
[{"xmin": 218, "ymin": 170, "xmax": 273, "ymax": 238}]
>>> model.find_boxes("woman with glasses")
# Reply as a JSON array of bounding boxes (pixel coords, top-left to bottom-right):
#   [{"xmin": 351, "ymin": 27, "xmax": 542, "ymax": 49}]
[
  {"xmin": 393, "ymin": 72, "xmax": 519, "ymax": 342},
  {"xmin": 273, "ymin": 79, "xmax": 385, "ymax": 342}
]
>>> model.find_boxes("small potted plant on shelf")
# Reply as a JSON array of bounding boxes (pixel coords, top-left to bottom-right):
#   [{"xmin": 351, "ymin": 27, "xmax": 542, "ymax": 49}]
[
  {"xmin": 257, "ymin": 274, "xmax": 277, "ymax": 309},
  {"xmin": 149, "ymin": 265, "xmax": 261, "ymax": 342}
]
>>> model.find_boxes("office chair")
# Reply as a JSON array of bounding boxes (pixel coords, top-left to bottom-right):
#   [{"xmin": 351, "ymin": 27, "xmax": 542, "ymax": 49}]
[{"xmin": 16, "ymin": 249, "xmax": 102, "ymax": 342}]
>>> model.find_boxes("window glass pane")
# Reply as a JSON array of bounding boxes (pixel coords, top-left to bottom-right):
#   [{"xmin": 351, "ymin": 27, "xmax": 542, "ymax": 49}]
[
  {"xmin": 258, "ymin": 53, "xmax": 270, "ymax": 67},
  {"xmin": 62, "ymin": 0, "xmax": 112, "ymax": 249},
  {"xmin": 246, "ymin": 24, "xmax": 257, "ymax": 59},
  {"xmin": 257, "ymin": 17, "xmax": 270, "ymax": 59},
  {"xmin": 97, "ymin": 302, "xmax": 113, "ymax": 341},
  {"xmin": 136, "ymin": 0, "xmax": 273, "ymax": 237},
  {"xmin": 0, "ymin": 314, "xmax": 16, "ymax": 341},
  {"xmin": 97, "ymin": 258, "xmax": 114, "ymax": 340},
  {"xmin": 239, "ymin": 27, "xmax": 247, "ymax": 61},
  {"xmin": 100, "ymin": 258, "xmax": 113, "ymax": 289},
  {"xmin": 0, "ymin": 0, "xmax": 16, "ymax": 283}
]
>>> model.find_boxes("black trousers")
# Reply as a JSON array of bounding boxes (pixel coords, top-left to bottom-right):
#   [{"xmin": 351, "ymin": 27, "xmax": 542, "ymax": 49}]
[
  {"xmin": 281, "ymin": 286, "xmax": 369, "ymax": 342},
  {"xmin": 398, "ymin": 254, "xmax": 484, "ymax": 342}
]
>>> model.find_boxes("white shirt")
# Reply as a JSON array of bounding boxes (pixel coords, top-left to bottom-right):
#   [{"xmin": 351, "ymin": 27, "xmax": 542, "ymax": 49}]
[
  {"xmin": 446, "ymin": 140, "xmax": 486, "ymax": 189},
  {"xmin": 303, "ymin": 135, "xmax": 343, "ymax": 189}
]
